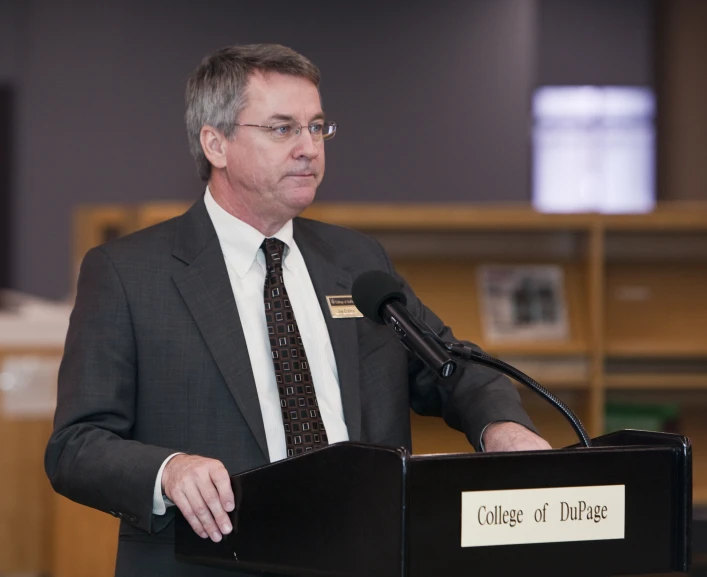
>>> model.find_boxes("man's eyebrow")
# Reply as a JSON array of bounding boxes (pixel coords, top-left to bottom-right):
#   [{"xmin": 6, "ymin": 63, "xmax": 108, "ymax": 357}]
[
  {"xmin": 267, "ymin": 112, "xmax": 326, "ymax": 123},
  {"xmin": 268, "ymin": 114, "xmax": 295, "ymax": 123}
]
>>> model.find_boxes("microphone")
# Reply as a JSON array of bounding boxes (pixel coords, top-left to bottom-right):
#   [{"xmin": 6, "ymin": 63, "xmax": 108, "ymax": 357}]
[{"xmin": 351, "ymin": 270, "xmax": 457, "ymax": 378}]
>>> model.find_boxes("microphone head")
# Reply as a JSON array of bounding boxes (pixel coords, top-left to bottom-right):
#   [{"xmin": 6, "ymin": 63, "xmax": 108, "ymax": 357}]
[{"xmin": 351, "ymin": 270, "xmax": 407, "ymax": 324}]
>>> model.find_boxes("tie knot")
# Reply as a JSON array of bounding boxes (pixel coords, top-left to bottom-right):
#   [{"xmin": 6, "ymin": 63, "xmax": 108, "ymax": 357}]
[{"xmin": 262, "ymin": 238, "xmax": 285, "ymax": 270}]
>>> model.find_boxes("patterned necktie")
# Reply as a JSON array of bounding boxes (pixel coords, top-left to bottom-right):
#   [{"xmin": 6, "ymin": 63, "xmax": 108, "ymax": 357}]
[{"xmin": 261, "ymin": 238, "xmax": 328, "ymax": 457}]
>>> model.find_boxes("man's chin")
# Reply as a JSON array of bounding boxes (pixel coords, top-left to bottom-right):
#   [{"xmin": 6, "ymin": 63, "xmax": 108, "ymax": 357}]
[{"xmin": 286, "ymin": 185, "xmax": 318, "ymax": 211}]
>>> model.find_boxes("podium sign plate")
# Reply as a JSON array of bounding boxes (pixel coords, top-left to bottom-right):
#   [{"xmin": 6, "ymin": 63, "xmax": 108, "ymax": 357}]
[{"xmin": 461, "ymin": 484, "xmax": 625, "ymax": 547}]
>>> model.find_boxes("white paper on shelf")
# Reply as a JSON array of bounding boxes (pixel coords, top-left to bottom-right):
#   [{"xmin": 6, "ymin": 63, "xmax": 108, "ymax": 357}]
[
  {"xmin": 0, "ymin": 290, "xmax": 68, "ymax": 417},
  {"xmin": 0, "ymin": 290, "xmax": 72, "ymax": 347},
  {"xmin": 0, "ymin": 355, "xmax": 60, "ymax": 417}
]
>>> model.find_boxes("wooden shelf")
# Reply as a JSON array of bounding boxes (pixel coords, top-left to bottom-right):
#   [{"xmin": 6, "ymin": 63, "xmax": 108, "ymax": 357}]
[
  {"xmin": 136, "ymin": 202, "xmax": 193, "ymax": 230},
  {"xmin": 484, "ymin": 342, "xmax": 590, "ymax": 357},
  {"xmin": 52, "ymin": 496, "xmax": 118, "ymax": 577},
  {"xmin": 0, "ymin": 410, "xmax": 54, "ymax": 574},
  {"xmin": 73, "ymin": 203, "xmax": 707, "ymax": 258},
  {"xmin": 606, "ymin": 344, "xmax": 707, "ymax": 358},
  {"xmin": 605, "ymin": 262, "xmax": 707, "ymax": 358},
  {"xmin": 602, "ymin": 205, "xmax": 707, "ymax": 231},
  {"xmin": 606, "ymin": 373, "xmax": 707, "ymax": 390},
  {"xmin": 303, "ymin": 202, "xmax": 707, "ymax": 232},
  {"xmin": 0, "ymin": 346, "xmax": 65, "ymax": 356},
  {"xmin": 302, "ymin": 203, "xmax": 596, "ymax": 231}
]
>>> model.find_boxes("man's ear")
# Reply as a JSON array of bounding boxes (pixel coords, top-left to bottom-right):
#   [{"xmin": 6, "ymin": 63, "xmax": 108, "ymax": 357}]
[{"xmin": 200, "ymin": 125, "xmax": 228, "ymax": 170}]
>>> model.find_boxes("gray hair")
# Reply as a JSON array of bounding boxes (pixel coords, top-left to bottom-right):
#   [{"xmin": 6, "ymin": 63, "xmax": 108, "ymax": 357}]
[{"xmin": 185, "ymin": 44, "xmax": 321, "ymax": 182}]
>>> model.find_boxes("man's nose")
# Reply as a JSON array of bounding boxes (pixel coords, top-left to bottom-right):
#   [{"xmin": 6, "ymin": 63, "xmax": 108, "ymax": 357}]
[{"xmin": 292, "ymin": 129, "xmax": 320, "ymax": 160}]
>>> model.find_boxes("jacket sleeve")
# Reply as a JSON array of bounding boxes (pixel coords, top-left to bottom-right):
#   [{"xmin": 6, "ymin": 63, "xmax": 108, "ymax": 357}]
[
  {"xmin": 374, "ymin": 242, "xmax": 538, "ymax": 450},
  {"xmin": 45, "ymin": 246, "xmax": 175, "ymax": 534}
]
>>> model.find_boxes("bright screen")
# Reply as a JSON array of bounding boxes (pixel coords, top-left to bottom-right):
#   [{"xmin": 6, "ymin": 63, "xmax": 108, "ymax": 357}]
[{"xmin": 532, "ymin": 86, "xmax": 656, "ymax": 214}]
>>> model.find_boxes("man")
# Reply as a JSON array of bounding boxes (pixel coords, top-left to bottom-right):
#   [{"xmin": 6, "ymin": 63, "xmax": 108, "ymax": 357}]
[{"xmin": 46, "ymin": 44, "xmax": 550, "ymax": 576}]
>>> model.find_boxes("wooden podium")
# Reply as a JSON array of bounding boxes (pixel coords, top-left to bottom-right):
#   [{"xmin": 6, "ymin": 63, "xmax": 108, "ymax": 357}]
[{"xmin": 175, "ymin": 430, "xmax": 691, "ymax": 577}]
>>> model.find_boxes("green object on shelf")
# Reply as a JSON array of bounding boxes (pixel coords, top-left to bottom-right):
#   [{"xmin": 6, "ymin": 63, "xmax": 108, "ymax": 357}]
[{"xmin": 604, "ymin": 402, "xmax": 680, "ymax": 434}]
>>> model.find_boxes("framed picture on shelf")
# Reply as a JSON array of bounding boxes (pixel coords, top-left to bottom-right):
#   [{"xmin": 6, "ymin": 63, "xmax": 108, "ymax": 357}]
[{"xmin": 477, "ymin": 264, "xmax": 569, "ymax": 342}]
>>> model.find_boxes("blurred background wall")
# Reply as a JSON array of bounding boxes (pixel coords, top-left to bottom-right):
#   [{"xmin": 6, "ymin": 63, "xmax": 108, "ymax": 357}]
[{"xmin": 0, "ymin": 0, "xmax": 684, "ymax": 299}]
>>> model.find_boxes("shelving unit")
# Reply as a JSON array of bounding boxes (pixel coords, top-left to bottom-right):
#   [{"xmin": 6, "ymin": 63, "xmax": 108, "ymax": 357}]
[{"xmin": 600, "ymin": 211, "xmax": 707, "ymax": 522}]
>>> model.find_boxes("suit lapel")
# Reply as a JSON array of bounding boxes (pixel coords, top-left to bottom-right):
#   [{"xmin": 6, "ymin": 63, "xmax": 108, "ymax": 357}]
[
  {"xmin": 171, "ymin": 201, "xmax": 269, "ymax": 460},
  {"xmin": 294, "ymin": 221, "xmax": 362, "ymax": 442}
]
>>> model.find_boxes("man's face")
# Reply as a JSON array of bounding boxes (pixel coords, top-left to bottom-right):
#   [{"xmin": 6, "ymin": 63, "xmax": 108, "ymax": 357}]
[{"xmin": 223, "ymin": 71, "xmax": 325, "ymax": 219}]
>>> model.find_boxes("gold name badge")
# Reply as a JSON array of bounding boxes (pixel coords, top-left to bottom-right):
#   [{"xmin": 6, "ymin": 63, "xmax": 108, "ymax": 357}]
[{"xmin": 326, "ymin": 295, "xmax": 364, "ymax": 319}]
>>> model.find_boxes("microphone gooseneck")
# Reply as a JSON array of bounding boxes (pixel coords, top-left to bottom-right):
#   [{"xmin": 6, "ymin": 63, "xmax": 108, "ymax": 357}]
[
  {"xmin": 445, "ymin": 342, "xmax": 591, "ymax": 448},
  {"xmin": 351, "ymin": 270, "xmax": 592, "ymax": 448}
]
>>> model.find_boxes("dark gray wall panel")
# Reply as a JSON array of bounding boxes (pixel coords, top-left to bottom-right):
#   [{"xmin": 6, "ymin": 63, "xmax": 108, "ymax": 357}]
[
  {"xmin": 537, "ymin": 0, "xmax": 655, "ymax": 86},
  {"xmin": 11, "ymin": 0, "xmax": 654, "ymax": 298},
  {"xmin": 13, "ymin": 0, "xmax": 537, "ymax": 297},
  {"xmin": 0, "ymin": 88, "xmax": 11, "ymax": 290}
]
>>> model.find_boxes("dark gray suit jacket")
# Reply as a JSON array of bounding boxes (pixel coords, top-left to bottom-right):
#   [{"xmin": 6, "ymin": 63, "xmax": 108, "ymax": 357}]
[{"xmin": 45, "ymin": 199, "xmax": 535, "ymax": 576}]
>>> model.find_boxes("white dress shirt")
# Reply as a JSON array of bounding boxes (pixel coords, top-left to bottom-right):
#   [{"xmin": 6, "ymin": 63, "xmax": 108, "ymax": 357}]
[{"xmin": 152, "ymin": 189, "xmax": 349, "ymax": 514}]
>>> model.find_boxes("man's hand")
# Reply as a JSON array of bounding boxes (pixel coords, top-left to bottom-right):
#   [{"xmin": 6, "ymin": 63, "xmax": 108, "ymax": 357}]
[
  {"xmin": 482, "ymin": 422, "xmax": 552, "ymax": 452},
  {"xmin": 162, "ymin": 454, "xmax": 235, "ymax": 542}
]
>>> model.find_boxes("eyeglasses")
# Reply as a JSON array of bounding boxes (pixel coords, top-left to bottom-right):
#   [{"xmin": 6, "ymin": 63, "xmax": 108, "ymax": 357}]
[{"xmin": 234, "ymin": 120, "xmax": 337, "ymax": 142}]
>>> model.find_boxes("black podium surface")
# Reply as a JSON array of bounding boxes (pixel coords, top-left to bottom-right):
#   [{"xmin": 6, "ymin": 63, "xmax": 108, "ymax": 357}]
[{"xmin": 175, "ymin": 430, "xmax": 691, "ymax": 577}]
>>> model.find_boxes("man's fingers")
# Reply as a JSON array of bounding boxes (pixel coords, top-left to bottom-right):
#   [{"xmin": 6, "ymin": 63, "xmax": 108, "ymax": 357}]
[
  {"xmin": 171, "ymin": 488, "xmax": 208, "ymax": 539},
  {"xmin": 182, "ymin": 480, "xmax": 223, "ymax": 542},
  {"xmin": 198, "ymin": 471, "xmax": 232, "ymax": 536},
  {"xmin": 161, "ymin": 455, "xmax": 234, "ymax": 541},
  {"xmin": 210, "ymin": 465, "xmax": 235, "ymax": 512}
]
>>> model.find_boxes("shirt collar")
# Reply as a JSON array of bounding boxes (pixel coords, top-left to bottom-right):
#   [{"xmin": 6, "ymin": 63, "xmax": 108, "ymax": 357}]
[{"xmin": 203, "ymin": 186, "xmax": 294, "ymax": 278}]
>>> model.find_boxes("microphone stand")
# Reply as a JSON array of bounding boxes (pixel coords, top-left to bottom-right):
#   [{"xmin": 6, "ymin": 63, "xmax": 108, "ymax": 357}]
[{"xmin": 444, "ymin": 341, "xmax": 592, "ymax": 448}]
